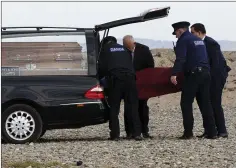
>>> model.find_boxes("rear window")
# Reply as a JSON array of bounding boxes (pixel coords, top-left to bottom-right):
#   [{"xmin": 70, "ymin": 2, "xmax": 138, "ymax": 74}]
[{"xmin": 1, "ymin": 33, "xmax": 88, "ymax": 76}]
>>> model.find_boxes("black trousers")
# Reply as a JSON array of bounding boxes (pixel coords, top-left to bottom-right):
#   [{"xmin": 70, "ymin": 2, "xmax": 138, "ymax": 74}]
[
  {"xmin": 107, "ymin": 73, "xmax": 141, "ymax": 138},
  {"xmin": 196, "ymin": 72, "xmax": 228, "ymax": 134},
  {"xmin": 124, "ymin": 99, "xmax": 149, "ymax": 135},
  {"xmin": 181, "ymin": 70, "xmax": 217, "ymax": 137}
]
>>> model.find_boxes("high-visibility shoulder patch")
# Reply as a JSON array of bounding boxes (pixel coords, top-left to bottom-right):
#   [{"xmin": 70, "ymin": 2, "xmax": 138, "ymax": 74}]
[
  {"xmin": 110, "ymin": 47, "xmax": 125, "ymax": 52},
  {"xmin": 194, "ymin": 41, "xmax": 204, "ymax": 46}
]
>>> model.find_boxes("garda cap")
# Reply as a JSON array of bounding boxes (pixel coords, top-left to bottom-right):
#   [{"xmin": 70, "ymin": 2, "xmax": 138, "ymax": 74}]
[{"xmin": 172, "ymin": 21, "xmax": 190, "ymax": 35}]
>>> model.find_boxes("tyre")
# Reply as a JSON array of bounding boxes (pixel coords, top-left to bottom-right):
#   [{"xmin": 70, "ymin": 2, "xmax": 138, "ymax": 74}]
[
  {"xmin": 40, "ymin": 128, "xmax": 47, "ymax": 138},
  {"xmin": 2, "ymin": 104, "xmax": 43, "ymax": 144}
]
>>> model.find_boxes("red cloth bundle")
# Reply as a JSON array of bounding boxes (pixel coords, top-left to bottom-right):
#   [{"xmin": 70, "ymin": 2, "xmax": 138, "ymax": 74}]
[{"xmin": 136, "ymin": 67, "xmax": 184, "ymax": 99}]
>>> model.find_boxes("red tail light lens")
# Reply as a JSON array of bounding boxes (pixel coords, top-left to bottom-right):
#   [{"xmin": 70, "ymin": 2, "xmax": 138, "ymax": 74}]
[{"xmin": 84, "ymin": 85, "xmax": 105, "ymax": 99}]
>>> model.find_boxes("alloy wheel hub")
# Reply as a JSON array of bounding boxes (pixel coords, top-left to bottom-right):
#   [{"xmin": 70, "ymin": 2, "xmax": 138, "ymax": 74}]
[{"xmin": 5, "ymin": 111, "xmax": 35, "ymax": 141}]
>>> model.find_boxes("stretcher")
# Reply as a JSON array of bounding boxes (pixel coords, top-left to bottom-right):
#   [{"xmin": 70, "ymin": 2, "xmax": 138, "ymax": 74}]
[{"xmin": 136, "ymin": 67, "xmax": 184, "ymax": 99}]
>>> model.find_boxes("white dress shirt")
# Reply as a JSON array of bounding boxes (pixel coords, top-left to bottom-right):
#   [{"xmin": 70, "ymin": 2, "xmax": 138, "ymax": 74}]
[{"xmin": 131, "ymin": 46, "xmax": 135, "ymax": 62}]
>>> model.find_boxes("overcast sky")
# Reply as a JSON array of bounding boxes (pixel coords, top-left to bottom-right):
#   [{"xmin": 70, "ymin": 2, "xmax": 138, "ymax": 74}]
[{"xmin": 2, "ymin": 1, "xmax": 236, "ymax": 41}]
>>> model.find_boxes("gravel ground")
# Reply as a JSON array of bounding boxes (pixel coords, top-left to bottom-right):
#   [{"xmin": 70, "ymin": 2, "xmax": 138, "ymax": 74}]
[{"xmin": 2, "ymin": 94, "xmax": 236, "ymax": 168}]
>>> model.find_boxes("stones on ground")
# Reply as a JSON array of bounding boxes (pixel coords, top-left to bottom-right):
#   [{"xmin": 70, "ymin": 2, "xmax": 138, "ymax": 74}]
[
  {"xmin": 2, "ymin": 105, "xmax": 236, "ymax": 168},
  {"xmin": 177, "ymin": 161, "xmax": 182, "ymax": 165},
  {"xmin": 189, "ymin": 156, "xmax": 194, "ymax": 161}
]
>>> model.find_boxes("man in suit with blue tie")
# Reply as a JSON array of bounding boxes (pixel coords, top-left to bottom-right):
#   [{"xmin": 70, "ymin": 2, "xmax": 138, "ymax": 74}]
[{"xmin": 191, "ymin": 23, "xmax": 231, "ymax": 138}]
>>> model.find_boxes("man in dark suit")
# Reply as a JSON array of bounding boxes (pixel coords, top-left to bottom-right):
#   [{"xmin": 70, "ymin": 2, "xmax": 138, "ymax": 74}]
[
  {"xmin": 191, "ymin": 23, "xmax": 231, "ymax": 138},
  {"xmin": 123, "ymin": 35, "xmax": 155, "ymax": 138}
]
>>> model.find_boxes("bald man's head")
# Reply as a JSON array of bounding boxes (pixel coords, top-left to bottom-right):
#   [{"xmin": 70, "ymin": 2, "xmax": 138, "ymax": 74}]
[{"xmin": 123, "ymin": 35, "xmax": 135, "ymax": 51}]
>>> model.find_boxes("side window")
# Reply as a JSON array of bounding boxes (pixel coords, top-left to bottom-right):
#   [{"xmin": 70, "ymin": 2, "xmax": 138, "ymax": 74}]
[{"xmin": 1, "ymin": 34, "xmax": 88, "ymax": 76}]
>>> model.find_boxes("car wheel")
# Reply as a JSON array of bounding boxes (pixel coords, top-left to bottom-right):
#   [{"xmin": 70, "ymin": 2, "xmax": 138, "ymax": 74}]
[{"xmin": 2, "ymin": 104, "xmax": 43, "ymax": 144}]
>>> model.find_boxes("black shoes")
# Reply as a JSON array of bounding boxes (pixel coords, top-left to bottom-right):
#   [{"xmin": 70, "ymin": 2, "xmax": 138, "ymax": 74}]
[
  {"xmin": 125, "ymin": 134, "xmax": 133, "ymax": 140},
  {"xmin": 197, "ymin": 133, "xmax": 219, "ymax": 139},
  {"xmin": 125, "ymin": 134, "xmax": 143, "ymax": 141},
  {"xmin": 142, "ymin": 133, "xmax": 153, "ymax": 139},
  {"xmin": 110, "ymin": 132, "xmax": 225, "ymax": 141},
  {"xmin": 205, "ymin": 135, "xmax": 218, "ymax": 139},
  {"xmin": 178, "ymin": 133, "xmax": 194, "ymax": 140},
  {"xmin": 108, "ymin": 137, "xmax": 120, "ymax": 141},
  {"xmin": 218, "ymin": 133, "xmax": 228, "ymax": 138},
  {"xmin": 126, "ymin": 132, "xmax": 153, "ymax": 140},
  {"xmin": 133, "ymin": 135, "xmax": 143, "ymax": 141},
  {"xmin": 196, "ymin": 133, "xmax": 207, "ymax": 138}
]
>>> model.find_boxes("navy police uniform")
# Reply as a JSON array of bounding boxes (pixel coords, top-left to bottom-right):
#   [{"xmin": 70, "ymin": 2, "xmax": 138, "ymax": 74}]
[
  {"xmin": 196, "ymin": 36, "xmax": 231, "ymax": 137},
  {"xmin": 98, "ymin": 36, "xmax": 142, "ymax": 140},
  {"xmin": 172, "ymin": 22, "xmax": 217, "ymax": 139}
]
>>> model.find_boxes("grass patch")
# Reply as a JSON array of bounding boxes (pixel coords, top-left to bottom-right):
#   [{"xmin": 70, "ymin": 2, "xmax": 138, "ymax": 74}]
[{"xmin": 6, "ymin": 160, "xmax": 71, "ymax": 168}]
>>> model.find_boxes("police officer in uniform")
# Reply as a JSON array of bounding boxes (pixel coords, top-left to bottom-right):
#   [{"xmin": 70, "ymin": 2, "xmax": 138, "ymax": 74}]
[
  {"xmin": 191, "ymin": 23, "xmax": 231, "ymax": 138},
  {"xmin": 170, "ymin": 21, "xmax": 217, "ymax": 139},
  {"xmin": 98, "ymin": 36, "xmax": 142, "ymax": 141}
]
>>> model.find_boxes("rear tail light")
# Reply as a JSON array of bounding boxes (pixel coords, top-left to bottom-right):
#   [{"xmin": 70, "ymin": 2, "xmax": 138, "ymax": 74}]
[{"xmin": 85, "ymin": 85, "xmax": 105, "ymax": 99}]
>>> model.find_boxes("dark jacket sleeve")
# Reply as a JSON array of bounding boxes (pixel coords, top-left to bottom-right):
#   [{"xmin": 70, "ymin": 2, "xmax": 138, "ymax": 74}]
[
  {"xmin": 206, "ymin": 40, "xmax": 221, "ymax": 77},
  {"xmin": 144, "ymin": 47, "xmax": 155, "ymax": 68},
  {"xmin": 172, "ymin": 39, "xmax": 187, "ymax": 75}
]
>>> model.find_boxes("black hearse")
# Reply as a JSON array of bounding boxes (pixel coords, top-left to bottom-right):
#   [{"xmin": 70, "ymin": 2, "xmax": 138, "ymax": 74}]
[{"xmin": 1, "ymin": 6, "xmax": 170, "ymax": 144}]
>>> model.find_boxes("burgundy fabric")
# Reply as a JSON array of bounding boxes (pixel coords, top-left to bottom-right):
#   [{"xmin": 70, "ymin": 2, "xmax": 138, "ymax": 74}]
[{"xmin": 136, "ymin": 67, "xmax": 184, "ymax": 99}]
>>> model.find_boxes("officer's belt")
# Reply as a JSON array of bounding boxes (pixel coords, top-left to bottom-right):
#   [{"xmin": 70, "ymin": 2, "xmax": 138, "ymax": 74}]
[{"xmin": 185, "ymin": 67, "xmax": 208, "ymax": 75}]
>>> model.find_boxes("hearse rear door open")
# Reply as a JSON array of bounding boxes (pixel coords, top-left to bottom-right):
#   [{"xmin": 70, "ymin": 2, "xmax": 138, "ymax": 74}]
[
  {"xmin": 95, "ymin": 6, "xmax": 170, "ymax": 31},
  {"xmin": 94, "ymin": 6, "xmax": 170, "ymax": 63}
]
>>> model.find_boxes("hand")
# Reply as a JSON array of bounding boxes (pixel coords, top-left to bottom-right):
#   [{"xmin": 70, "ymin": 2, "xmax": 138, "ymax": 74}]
[{"xmin": 171, "ymin": 76, "xmax": 178, "ymax": 85}]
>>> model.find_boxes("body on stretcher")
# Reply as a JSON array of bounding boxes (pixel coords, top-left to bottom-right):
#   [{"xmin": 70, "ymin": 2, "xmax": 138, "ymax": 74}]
[
  {"xmin": 136, "ymin": 67, "xmax": 184, "ymax": 99},
  {"xmin": 100, "ymin": 67, "xmax": 184, "ymax": 100}
]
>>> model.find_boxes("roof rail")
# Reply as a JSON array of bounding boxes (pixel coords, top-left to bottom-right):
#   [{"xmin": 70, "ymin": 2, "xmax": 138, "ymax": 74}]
[
  {"xmin": 1, "ymin": 27, "xmax": 95, "ymax": 39},
  {"xmin": 1, "ymin": 27, "xmax": 85, "ymax": 31}
]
